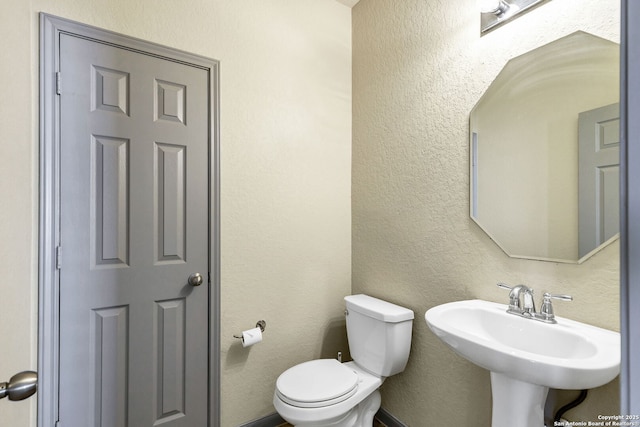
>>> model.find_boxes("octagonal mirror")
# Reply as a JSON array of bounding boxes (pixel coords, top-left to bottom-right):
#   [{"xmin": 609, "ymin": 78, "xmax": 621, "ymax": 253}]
[{"xmin": 470, "ymin": 31, "xmax": 620, "ymax": 263}]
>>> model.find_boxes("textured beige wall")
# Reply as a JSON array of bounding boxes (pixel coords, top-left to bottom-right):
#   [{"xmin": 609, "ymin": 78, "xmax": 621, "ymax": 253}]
[
  {"xmin": 353, "ymin": 0, "xmax": 620, "ymax": 425},
  {"xmin": 0, "ymin": 1, "xmax": 351, "ymax": 426},
  {"xmin": 0, "ymin": 1, "xmax": 37, "ymax": 425}
]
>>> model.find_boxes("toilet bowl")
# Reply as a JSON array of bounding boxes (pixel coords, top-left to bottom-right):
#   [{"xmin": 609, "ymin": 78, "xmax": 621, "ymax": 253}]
[
  {"xmin": 273, "ymin": 294, "xmax": 414, "ymax": 427},
  {"xmin": 274, "ymin": 360, "xmax": 382, "ymax": 427}
]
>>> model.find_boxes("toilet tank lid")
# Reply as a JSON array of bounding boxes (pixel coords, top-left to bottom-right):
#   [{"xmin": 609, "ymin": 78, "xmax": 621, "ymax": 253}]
[{"xmin": 344, "ymin": 294, "xmax": 414, "ymax": 323}]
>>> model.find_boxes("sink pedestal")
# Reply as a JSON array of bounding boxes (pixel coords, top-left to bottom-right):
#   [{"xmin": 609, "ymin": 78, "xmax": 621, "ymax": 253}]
[{"xmin": 491, "ymin": 372, "xmax": 549, "ymax": 427}]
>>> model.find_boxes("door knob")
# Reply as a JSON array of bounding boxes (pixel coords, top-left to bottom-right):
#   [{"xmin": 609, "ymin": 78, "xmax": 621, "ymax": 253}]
[
  {"xmin": 0, "ymin": 371, "xmax": 37, "ymax": 401},
  {"xmin": 188, "ymin": 273, "xmax": 203, "ymax": 287}
]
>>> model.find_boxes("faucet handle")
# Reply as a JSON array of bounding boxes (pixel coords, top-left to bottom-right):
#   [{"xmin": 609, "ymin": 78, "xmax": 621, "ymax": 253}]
[
  {"xmin": 496, "ymin": 282, "xmax": 514, "ymax": 292},
  {"xmin": 496, "ymin": 283, "xmax": 525, "ymax": 312},
  {"xmin": 537, "ymin": 292, "xmax": 573, "ymax": 323},
  {"xmin": 544, "ymin": 292, "xmax": 573, "ymax": 302}
]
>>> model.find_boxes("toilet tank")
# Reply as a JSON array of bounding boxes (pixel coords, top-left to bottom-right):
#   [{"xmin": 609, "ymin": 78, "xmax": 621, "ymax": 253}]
[{"xmin": 344, "ymin": 294, "xmax": 414, "ymax": 377}]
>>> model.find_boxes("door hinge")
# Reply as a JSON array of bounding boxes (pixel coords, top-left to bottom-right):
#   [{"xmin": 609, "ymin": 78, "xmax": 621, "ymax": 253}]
[
  {"xmin": 56, "ymin": 72, "xmax": 61, "ymax": 95},
  {"xmin": 55, "ymin": 246, "xmax": 62, "ymax": 269}
]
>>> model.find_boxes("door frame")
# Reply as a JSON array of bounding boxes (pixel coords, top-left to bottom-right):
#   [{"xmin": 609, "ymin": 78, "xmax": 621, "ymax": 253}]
[
  {"xmin": 620, "ymin": 0, "xmax": 640, "ymax": 415},
  {"xmin": 38, "ymin": 13, "xmax": 221, "ymax": 427}
]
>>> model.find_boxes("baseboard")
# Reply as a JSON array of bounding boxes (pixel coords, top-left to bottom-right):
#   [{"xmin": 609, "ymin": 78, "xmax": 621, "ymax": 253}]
[
  {"xmin": 237, "ymin": 412, "xmax": 285, "ymax": 427},
  {"xmin": 237, "ymin": 408, "xmax": 406, "ymax": 427},
  {"xmin": 376, "ymin": 407, "xmax": 409, "ymax": 427}
]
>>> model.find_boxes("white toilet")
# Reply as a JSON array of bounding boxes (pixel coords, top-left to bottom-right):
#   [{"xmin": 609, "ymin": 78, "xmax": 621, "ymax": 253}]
[{"xmin": 273, "ymin": 294, "xmax": 414, "ymax": 427}]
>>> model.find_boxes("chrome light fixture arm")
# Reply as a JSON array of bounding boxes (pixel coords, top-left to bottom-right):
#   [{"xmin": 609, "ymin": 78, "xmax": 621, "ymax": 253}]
[{"xmin": 480, "ymin": 0, "xmax": 552, "ymax": 35}]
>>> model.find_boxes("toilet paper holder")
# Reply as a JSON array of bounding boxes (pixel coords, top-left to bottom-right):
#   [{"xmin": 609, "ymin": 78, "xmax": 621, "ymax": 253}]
[{"xmin": 233, "ymin": 320, "xmax": 266, "ymax": 339}]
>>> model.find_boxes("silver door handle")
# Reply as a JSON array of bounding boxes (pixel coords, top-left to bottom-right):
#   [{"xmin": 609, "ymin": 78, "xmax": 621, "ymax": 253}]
[
  {"xmin": 0, "ymin": 371, "xmax": 37, "ymax": 401},
  {"xmin": 188, "ymin": 273, "xmax": 203, "ymax": 287}
]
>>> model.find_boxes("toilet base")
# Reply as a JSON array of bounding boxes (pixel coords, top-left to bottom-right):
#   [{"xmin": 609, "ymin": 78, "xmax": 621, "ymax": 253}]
[
  {"xmin": 354, "ymin": 389, "xmax": 381, "ymax": 427},
  {"xmin": 286, "ymin": 390, "xmax": 381, "ymax": 427}
]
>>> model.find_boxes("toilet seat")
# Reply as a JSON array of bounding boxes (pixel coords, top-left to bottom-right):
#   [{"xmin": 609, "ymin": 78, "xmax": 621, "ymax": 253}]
[{"xmin": 275, "ymin": 359, "xmax": 359, "ymax": 408}]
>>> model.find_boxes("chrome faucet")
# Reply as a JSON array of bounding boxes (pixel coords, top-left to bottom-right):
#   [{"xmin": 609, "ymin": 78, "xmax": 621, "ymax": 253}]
[
  {"xmin": 496, "ymin": 283, "xmax": 572, "ymax": 323},
  {"xmin": 497, "ymin": 283, "xmax": 532, "ymax": 315}
]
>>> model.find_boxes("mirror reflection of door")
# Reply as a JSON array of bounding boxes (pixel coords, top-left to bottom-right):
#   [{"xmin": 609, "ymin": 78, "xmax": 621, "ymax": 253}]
[{"xmin": 578, "ymin": 103, "xmax": 620, "ymax": 259}]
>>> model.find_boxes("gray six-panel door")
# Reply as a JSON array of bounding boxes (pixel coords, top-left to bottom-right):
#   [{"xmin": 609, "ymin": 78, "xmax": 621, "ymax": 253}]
[{"xmin": 58, "ymin": 33, "xmax": 209, "ymax": 426}]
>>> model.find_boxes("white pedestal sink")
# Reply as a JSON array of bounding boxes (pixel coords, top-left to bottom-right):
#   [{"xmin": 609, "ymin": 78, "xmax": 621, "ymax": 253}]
[{"xmin": 425, "ymin": 300, "xmax": 620, "ymax": 427}]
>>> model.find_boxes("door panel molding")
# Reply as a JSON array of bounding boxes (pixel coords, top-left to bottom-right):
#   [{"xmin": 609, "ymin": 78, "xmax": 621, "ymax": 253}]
[{"xmin": 38, "ymin": 13, "xmax": 220, "ymax": 427}]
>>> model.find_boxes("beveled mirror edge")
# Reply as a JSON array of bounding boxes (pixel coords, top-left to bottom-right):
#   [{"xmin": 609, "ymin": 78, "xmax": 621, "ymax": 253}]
[{"xmin": 470, "ymin": 209, "xmax": 620, "ymax": 264}]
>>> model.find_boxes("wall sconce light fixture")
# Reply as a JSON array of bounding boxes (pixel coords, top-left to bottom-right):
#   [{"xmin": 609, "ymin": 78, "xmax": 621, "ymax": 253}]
[{"xmin": 480, "ymin": 0, "xmax": 551, "ymax": 34}]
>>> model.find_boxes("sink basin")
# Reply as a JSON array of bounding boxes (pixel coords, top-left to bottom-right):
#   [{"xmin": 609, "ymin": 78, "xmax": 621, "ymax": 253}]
[
  {"xmin": 425, "ymin": 299, "xmax": 620, "ymax": 427},
  {"xmin": 425, "ymin": 299, "xmax": 619, "ymax": 389}
]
